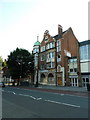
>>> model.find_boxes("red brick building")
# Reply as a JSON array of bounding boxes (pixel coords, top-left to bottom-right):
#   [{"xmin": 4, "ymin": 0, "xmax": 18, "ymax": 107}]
[{"xmin": 33, "ymin": 25, "xmax": 81, "ymax": 87}]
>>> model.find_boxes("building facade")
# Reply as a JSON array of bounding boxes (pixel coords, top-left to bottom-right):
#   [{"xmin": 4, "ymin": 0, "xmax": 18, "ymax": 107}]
[
  {"xmin": 79, "ymin": 40, "xmax": 90, "ymax": 87},
  {"xmin": 33, "ymin": 25, "xmax": 81, "ymax": 87}
]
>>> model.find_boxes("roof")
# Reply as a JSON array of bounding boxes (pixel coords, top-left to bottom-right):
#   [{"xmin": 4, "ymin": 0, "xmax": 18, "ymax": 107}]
[
  {"xmin": 53, "ymin": 34, "xmax": 62, "ymax": 40},
  {"xmin": 34, "ymin": 41, "xmax": 40, "ymax": 46},
  {"xmin": 79, "ymin": 40, "xmax": 90, "ymax": 46},
  {"xmin": 53, "ymin": 30, "xmax": 67, "ymax": 40}
]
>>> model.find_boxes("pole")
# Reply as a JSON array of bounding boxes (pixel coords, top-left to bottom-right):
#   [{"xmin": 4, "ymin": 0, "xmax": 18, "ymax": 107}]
[
  {"xmin": 55, "ymin": 39, "xmax": 57, "ymax": 86},
  {"xmin": 35, "ymin": 53, "xmax": 39, "ymax": 87},
  {"xmin": 36, "ymin": 69, "xmax": 38, "ymax": 87}
]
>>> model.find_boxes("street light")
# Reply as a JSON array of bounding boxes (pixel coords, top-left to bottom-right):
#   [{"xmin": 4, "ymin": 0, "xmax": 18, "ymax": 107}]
[
  {"xmin": 35, "ymin": 52, "xmax": 39, "ymax": 87},
  {"xmin": 18, "ymin": 60, "xmax": 23, "ymax": 79},
  {"xmin": 16, "ymin": 56, "xmax": 24, "ymax": 85},
  {"xmin": 54, "ymin": 38, "xmax": 57, "ymax": 86}
]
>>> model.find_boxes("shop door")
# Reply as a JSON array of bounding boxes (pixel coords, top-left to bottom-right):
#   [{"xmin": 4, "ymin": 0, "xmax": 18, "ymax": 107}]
[{"xmin": 57, "ymin": 77, "xmax": 62, "ymax": 86}]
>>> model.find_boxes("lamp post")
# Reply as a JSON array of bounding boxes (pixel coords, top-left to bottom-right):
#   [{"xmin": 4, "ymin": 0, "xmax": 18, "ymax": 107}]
[
  {"xmin": 27, "ymin": 62, "xmax": 32, "ymax": 84},
  {"xmin": 35, "ymin": 52, "xmax": 39, "ymax": 87},
  {"xmin": 54, "ymin": 38, "xmax": 57, "ymax": 86},
  {"xmin": 17, "ymin": 60, "xmax": 22, "ymax": 86},
  {"xmin": 16, "ymin": 56, "xmax": 23, "ymax": 86},
  {"xmin": 18, "ymin": 60, "xmax": 23, "ymax": 79}
]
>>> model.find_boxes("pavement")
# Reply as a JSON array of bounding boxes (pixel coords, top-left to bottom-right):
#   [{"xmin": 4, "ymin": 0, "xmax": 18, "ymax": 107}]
[{"xmin": 37, "ymin": 84, "xmax": 88, "ymax": 92}]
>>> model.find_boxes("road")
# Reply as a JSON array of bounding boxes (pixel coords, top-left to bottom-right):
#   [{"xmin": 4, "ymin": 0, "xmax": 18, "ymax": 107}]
[{"xmin": 1, "ymin": 86, "xmax": 89, "ymax": 118}]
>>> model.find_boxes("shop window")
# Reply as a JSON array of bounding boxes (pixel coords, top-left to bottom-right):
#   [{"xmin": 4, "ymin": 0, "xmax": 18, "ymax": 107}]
[
  {"xmin": 86, "ymin": 78, "xmax": 89, "ymax": 82},
  {"xmin": 48, "ymin": 73, "xmax": 54, "ymax": 81},
  {"xmin": 82, "ymin": 78, "xmax": 89, "ymax": 87}
]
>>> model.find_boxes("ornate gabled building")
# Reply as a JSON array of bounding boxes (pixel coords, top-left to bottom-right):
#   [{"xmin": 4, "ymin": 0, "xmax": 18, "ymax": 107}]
[{"xmin": 33, "ymin": 25, "xmax": 82, "ymax": 87}]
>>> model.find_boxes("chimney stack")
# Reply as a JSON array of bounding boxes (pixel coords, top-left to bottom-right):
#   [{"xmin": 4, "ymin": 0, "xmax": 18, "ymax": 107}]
[{"xmin": 58, "ymin": 24, "xmax": 63, "ymax": 34}]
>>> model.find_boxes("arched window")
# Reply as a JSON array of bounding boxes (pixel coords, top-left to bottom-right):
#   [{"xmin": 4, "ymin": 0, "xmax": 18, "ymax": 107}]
[
  {"xmin": 41, "ymin": 74, "xmax": 45, "ymax": 82},
  {"xmin": 57, "ymin": 54, "xmax": 61, "ymax": 62},
  {"xmin": 48, "ymin": 73, "xmax": 54, "ymax": 81}
]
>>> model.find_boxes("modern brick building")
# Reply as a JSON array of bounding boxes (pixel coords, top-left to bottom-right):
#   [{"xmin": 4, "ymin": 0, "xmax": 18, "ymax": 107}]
[
  {"xmin": 33, "ymin": 25, "xmax": 82, "ymax": 87},
  {"xmin": 79, "ymin": 40, "xmax": 90, "ymax": 87}
]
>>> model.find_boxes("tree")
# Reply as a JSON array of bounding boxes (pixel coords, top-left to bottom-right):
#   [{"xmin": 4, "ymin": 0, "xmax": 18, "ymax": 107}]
[
  {"xmin": 7, "ymin": 48, "xmax": 34, "ymax": 84},
  {"xmin": 0, "ymin": 56, "xmax": 3, "ymax": 71},
  {"xmin": 2, "ymin": 59, "xmax": 7, "ymax": 67}
]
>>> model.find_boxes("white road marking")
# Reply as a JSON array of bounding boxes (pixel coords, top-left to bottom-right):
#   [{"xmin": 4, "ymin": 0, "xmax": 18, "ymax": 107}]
[
  {"xmin": 18, "ymin": 94, "xmax": 36, "ymax": 100},
  {"xmin": 60, "ymin": 94, "xmax": 64, "ymax": 96},
  {"xmin": 3, "ymin": 90, "xmax": 38, "ymax": 100},
  {"xmin": 62, "ymin": 102, "xmax": 80, "ymax": 108},
  {"xmin": 19, "ymin": 94, "xmax": 29, "ymax": 97},
  {"xmin": 18, "ymin": 93, "xmax": 42, "ymax": 100},
  {"xmin": 13, "ymin": 92, "xmax": 16, "ymax": 95},
  {"xmin": 30, "ymin": 96, "xmax": 36, "ymax": 100},
  {"xmin": 2, "ymin": 89, "xmax": 86, "ymax": 108},
  {"xmin": 45, "ymin": 99, "xmax": 80, "ymax": 108},
  {"xmin": 3, "ymin": 90, "xmax": 16, "ymax": 95},
  {"xmin": 7, "ymin": 91, "xmax": 16, "ymax": 94},
  {"xmin": 37, "ymin": 98, "xmax": 42, "ymax": 100}
]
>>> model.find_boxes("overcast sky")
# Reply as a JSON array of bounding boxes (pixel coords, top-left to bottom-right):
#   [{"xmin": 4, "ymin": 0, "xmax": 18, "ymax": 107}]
[{"xmin": 0, "ymin": 0, "xmax": 89, "ymax": 60}]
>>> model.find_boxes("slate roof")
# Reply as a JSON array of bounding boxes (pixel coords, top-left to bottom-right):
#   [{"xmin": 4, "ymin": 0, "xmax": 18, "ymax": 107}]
[{"xmin": 53, "ymin": 30, "xmax": 67, "ymax": 40}]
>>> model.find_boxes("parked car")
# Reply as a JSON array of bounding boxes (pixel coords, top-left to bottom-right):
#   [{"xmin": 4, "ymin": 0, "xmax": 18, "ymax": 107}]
[{"xmin": 0, "ymin": 82, "xmax": 5, "ymax": 87}]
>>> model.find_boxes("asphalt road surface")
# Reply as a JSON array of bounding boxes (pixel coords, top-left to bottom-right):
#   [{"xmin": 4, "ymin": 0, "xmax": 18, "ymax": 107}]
[{"xmin": 1, "ymin": 86, "xmax": 89, "ymax": 118}]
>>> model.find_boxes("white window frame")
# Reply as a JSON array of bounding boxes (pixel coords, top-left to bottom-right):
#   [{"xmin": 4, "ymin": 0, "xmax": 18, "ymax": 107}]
[
  {"xmin": 41, "ymin": 46, "xmax": 45, "ymax": 52},
  {"xmin": 70, "ymin": 78, "xmax": 78, "ymax": 87},
  {"xmin": 57, "ymin": 54, "xmax": 61, "ymax": 62},
  {"xmin": 50, "ymin": 52, "xmax": 54, "ymax": 58},
  {"xmin": 41, "ymin": 55, "xmax": 45, "ymax": 61},
  {"xmin": 57, "ymin": 40, "xmax": 61, "ymax": 52},
  {"xmin": 82, "ymin": 77, "xmax": 89, "ymax": 87},
  {"xmin": 51, "ymin": 62, "xmax": 55, "ymax": 68}
]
